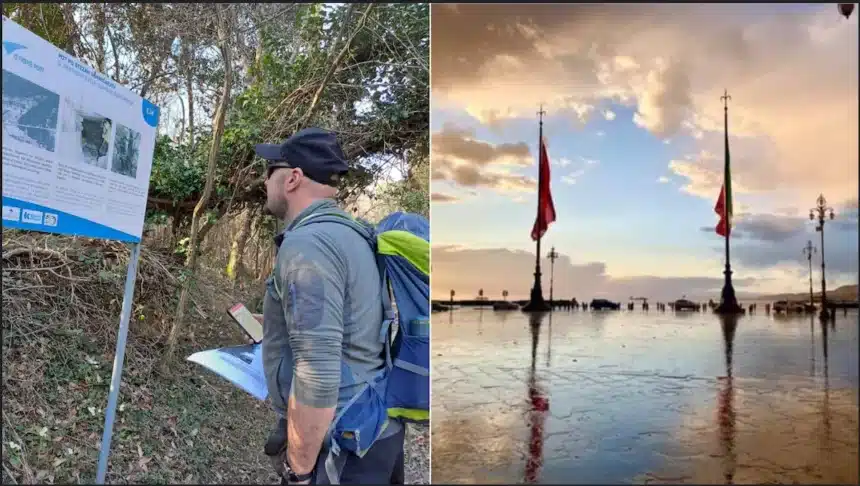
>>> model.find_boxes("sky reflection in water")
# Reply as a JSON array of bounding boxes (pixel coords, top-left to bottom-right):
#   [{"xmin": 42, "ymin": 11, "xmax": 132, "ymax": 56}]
[{"xmin": 431, "ymin": 308, "xmax": 859, "ymax": 484}]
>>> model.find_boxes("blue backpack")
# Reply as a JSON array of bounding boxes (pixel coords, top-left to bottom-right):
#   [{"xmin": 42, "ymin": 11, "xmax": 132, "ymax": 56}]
[{"xmin": 292, "ymin": 211, "xmax": 429, "ymax": 481}]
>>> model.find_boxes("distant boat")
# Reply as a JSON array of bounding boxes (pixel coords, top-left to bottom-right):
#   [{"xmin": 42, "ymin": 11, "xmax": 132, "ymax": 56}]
[
  {"xmin": 432, "ymin": 303, "xmax": 450, "ymax": 313},
  {"xmin": 492, "ymin": 301, "xmax": 519, "ymax": 311},
  {"xmin": 590, "ymin": 298, "xmax": 621, "ymax": 310},
  {"xmin": 673, "ymin": 299, "xmax": 698, "ymax": 311},
  {"xmin": 773, "ymin": 300, "xmax": 815, "ymax": 314}
]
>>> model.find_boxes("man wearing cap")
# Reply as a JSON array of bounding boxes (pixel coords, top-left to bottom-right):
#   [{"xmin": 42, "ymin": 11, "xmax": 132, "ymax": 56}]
[{"xmin": 255, "ymin": 127, "xmax": 406, "ymax": 484}]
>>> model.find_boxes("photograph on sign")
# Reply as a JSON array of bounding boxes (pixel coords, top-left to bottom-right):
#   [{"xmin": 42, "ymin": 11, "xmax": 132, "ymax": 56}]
[
  {"xmin": 111, "ymin": 123, "xmax": 142, "ymax": 179},
  {"xmin": 2, "ymin": 16, "xmax": 160, "ymax": 243},
  {"xmin": 58, "ymin": 97, "xmax": 114, "ymax": 170},
  {"xmin": 2, "ymin": 69, "xmax": 60, "ymax": 152}
]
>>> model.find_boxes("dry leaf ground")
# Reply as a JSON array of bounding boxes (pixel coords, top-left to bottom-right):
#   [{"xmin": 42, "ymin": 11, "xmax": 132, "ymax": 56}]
[{"xmin": 2, "ymin": 230, "xmax": 429, "ymax": 484}]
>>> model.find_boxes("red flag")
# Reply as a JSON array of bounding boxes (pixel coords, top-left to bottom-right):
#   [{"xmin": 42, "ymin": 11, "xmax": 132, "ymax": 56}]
[
  {"xmin": 530, "ymin": 137, "xmax": 556, "ymax": 241},
  {"xmin": 714, "ymin": 184, "xmax": 730, "ymax": 237}
]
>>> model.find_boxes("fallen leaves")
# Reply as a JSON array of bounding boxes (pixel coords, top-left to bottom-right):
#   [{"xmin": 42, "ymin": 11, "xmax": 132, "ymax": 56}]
[{"xmin": 2, "ymin": 235, "xmax": 286, "ymax": 484}]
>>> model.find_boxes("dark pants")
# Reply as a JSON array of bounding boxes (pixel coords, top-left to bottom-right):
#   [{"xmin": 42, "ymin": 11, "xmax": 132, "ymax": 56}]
[{"xmin": 310, "ymin": 424, "xmax": 406, "ymax": 485}]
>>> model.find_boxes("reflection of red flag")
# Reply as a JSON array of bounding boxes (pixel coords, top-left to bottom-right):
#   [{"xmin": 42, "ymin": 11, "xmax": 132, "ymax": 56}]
[
  {"xmin": 530, "ymin": 137, "xmax": 556, "ymax": 241},
  {"xmin": 525, "ymin": 380, "xmax": 548, "ymax": 483}
]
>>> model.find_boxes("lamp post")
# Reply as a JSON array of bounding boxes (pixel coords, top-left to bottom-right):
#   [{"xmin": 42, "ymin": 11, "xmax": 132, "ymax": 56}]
[
  {"xmin": 809, "ymin": 194, "xmax": 835, "ymax": 321},
  {"xmin": 547, "ymin": 246, "xmax": 559, "ymax": 307},
  {"xmin": 802, "ymin": 240, "xmax": 816, "ymax": 309},
  {"xmin": 450, "ymin": 289, "xmax": 455, "ymax": 306}
]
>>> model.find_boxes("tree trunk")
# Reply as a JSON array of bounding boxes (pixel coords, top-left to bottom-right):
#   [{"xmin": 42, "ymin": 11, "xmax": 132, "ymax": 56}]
[
  {"xmin": 59, "ymin": 3, "xmax": 79, "ymax": 56},
  {"xmin": 94, "ymin": 5, "xmax": 106, "ymax": 73},
  {"xmin": 165, "ymin": 5, "xmax": 233, "ymax": 364},
  {"xmin": 182, "ymin": 40, "xmax": 196, "ymax": 146},
  {"xmin": 186, "ymin": 74, "xmax": 195, "ymax": 146},
  {"xmin": 226, "ymin": 208, "xmax": 253, "ymax": 281},
  {"xmin": 178, "ymin": 92, "xmax": 186, "ymax": 143},
  {"xmin": 170, "ymin": 207, "xmax": 183, "ymax": 249}
]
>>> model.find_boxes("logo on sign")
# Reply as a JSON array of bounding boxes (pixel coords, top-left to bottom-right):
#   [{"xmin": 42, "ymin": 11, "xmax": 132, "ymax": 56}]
[
  {"xmin": 2, "ymin": 41, "xmax": 44, "ymax": 72},
  {"xmin": 142, "ymin": 98, "xmax": 160, "ymax": 128},
  {"xmin": 44, "ymin": 213, "xmax": 58, "ymax": 227},
  {"xmin": 2, "ymin": 41, "xmax": 26, "ymax": 55},
  {"xmin": 22, "ymin": 209, "xmax": 43, "ymax": 224},
  {"xmin": 2, "ymin": 206, "xmax": 21, "ymax": 221}
]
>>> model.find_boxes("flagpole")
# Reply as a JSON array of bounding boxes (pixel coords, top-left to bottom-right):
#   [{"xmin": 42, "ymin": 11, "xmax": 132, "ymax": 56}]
[
  {"xmin": 524, "ymin": 105, "xmax": 550, "ymax": 312},
  {"xmin": 716, "ymin": 89, "xmax": 742, "ymax": 315}
]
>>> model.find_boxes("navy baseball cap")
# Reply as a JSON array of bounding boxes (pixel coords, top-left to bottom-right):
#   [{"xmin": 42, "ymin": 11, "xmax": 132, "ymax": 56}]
[{"xmin": 255, "ymin": 127, "xmax": 348, "ymax": 186}]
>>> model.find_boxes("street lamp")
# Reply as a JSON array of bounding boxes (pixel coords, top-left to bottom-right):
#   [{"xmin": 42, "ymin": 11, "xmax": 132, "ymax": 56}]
[
  {"xmin": 547, "ymin": 246, "xmax": 559, "ymax": 307},
  {"xmin": 809, "ymin": 194, "xmax": 835, "ymax": 320},
  {"xmin": 802, "ymin": 240, "xmax": 816, "ymax": 309}
]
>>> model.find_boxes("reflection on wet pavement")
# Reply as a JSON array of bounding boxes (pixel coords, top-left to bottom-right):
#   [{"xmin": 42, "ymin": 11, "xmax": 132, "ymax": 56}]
[{"xmin": 431, "ymin": 309, "xmax": 859, "ymax": 484}]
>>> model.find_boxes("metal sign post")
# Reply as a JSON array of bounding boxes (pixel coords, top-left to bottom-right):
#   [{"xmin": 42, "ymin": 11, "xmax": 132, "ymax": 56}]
[{"xmin": 95, "ymin": 242, "xmax": 142, "ymax": 484}]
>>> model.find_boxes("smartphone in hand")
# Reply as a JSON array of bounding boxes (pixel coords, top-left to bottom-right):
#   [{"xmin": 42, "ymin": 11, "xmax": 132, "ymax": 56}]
[{"xmin": 228, "ymin": 303, "xmax": 264, "ymax": 344}]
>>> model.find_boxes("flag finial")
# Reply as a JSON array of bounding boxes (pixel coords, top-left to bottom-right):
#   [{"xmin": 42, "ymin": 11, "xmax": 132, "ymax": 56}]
[{"xmin": 721, "ymin": 89, "xmax": 731, "ymax": 110}]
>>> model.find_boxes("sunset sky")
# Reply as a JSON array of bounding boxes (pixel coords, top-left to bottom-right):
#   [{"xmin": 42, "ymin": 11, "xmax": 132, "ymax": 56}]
[{"xmin": 430, "ymin": 3, "xmax": 858, "ymax": 301}]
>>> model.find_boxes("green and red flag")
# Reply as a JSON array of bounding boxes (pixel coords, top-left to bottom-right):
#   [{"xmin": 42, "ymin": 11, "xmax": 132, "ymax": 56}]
[{"xmin": 715, "ymin": 122, "xmax": 733, "ymax": 237}]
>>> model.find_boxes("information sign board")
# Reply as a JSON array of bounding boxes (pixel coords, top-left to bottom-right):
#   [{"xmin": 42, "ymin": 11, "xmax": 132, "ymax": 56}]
[{"xmin": 2, "ymin": 16, "xmax": 160, "ymax": 242}]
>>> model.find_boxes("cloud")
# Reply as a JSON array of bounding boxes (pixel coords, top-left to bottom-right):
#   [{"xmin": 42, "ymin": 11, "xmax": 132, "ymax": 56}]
[
  {"xmin": 603, "ymin": 109, "xmax": 616, "ymax": 121},
  {"xmin": 431, "ymin": 126, "xmax": 536, "ymax": 193},
  {"xmin": 433, "ymin": 126, "xmax": 532, "ymax": 167},
  {"xmin": 432, "ymin": 246, "xmax": 759, "ymax": 301},
  {"xmin": 561, "ymin": 168, "xmax": 586, "ymax": 185},
  {"xmin": 555, "ymin": 157, "xmax": 572, "ymax": 167},
  {"xmin": 734, "ymin": 213, "xmax": 805, "ymax": 243},
  {"xmin": 432, "ymin": 161, "xmax": 535, "ymax": 192},
  {"xmin": 700, "ymin": 225, "xmax": 744, "ymax": 239},
  {"xmin": 658, "ymin": 176, "xmax": 670, "ymax": 184},
  {"xmin": 431, "ymin": 3, "xmax": 858, "ymax": 207},
  {"xmin": 431, "ymin": 192, "xmax": 460, "ymax": 203},
  {"xmin": 699, "ymin": 209, "xmax": 858, "ymax": 277}
]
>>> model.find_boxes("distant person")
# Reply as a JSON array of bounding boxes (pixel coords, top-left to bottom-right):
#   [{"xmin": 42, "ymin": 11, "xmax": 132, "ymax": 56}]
[{"xmin": 257, "ymin": 128, "xmax": 405, "ymax": 484}]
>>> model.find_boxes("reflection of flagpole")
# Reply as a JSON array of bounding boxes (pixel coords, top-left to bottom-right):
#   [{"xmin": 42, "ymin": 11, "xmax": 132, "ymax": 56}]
[
  {"xmin": 718, "ymin": 316, "xmax": 738, "ymax": 485},
  {"xmin": 810, "ymin": 317, "xmax": 815, "ymax": 377},
  {"xmin": 546, "ymin": 312, "xmax": 552, "ymax": 368},
  {"xmin": 821, "ymin": 319, "xmax": 831, "ymax": 449},
  {"xmin": 525, "ymin": 313, "xmax": 549, "ymax": 483}
]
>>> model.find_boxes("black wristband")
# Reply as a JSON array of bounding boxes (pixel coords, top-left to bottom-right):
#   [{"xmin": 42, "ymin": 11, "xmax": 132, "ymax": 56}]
[{"xmin": 287, "ymin": 468, "xmax": 314, "ymax": 483}]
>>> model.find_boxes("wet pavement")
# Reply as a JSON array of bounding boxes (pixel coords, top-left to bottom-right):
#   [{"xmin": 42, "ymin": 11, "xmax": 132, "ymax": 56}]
[{"xmin": 431, "ymin": 308, "xmax": 859, "ymax": 484}]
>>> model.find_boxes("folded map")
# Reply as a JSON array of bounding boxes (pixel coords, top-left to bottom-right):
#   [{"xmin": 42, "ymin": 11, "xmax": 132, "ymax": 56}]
[{"xmin": 187, "ymin": 343, "xmax": 268, "ymax": 400}]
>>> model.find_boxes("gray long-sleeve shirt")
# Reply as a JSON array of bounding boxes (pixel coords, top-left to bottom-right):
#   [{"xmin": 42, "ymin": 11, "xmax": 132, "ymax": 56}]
[{"xmin": 262, "ymin": 199, "xmax": 390, "ymax": 418}]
